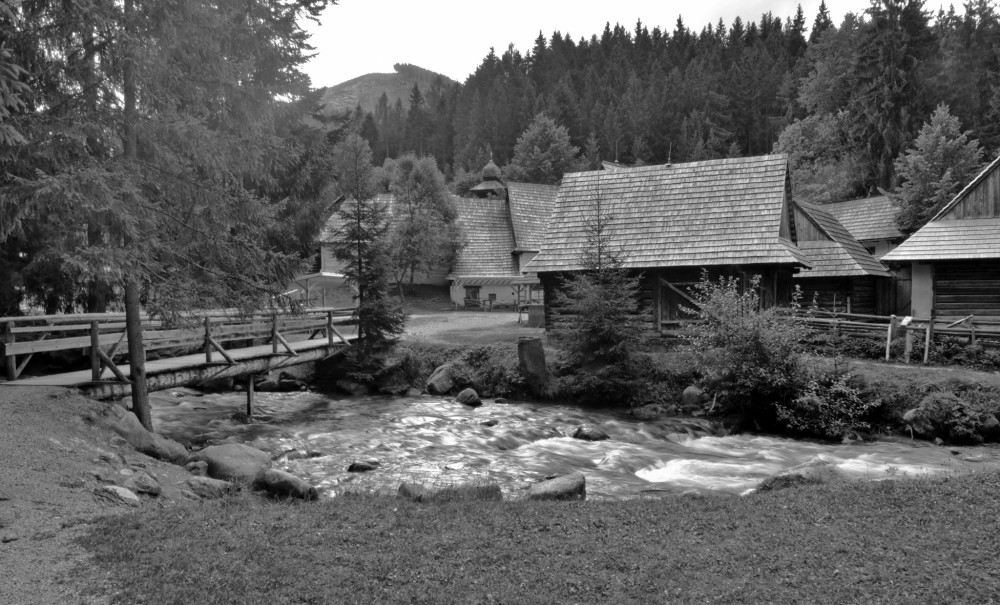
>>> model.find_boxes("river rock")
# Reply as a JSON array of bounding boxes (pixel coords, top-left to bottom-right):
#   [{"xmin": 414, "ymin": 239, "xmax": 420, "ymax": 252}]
[
  {"xmin": 681, "ymin": 386, "xmax": 706, "ymax": 411},
  {"xmin": 105, "ymin": 405, "xmax": 190, "ymax": 464},
  {"xmin": 334, "ymin": 379, "xmax": 370, "ymax": 396},
  {"xmin": 96, "ymin": 486, "xmax": 141, "ymax": 507},
  {"xmin": 456, "ymin": 388, "xmax": 482, "ymax": 407},
  {"xmin": 426, "ymin": 363, "xmax": 456, "ymax": 395},
  {"xmin": 398, "ymin": 482, "xmax": 431, "ymax": 502},
  {"xmin": 903, "ymin": 408, "xmax": 937, "ymax": 440},
  {"xmin": 527, "ymin": 472, "xmax": 586, "ymax": 501},
  {"xmin": 573, "ymin": 424, "xmax": 610, "ymax": 441},
  {"xmin": 184, "ymin": 476, "xmax": 232, "ymax": 499},
  {"xmin": 347, "ymin": 460, "xmax": 380, "ymax": 473},
  {"xmin": 257, "ymin": 469, "xmax": 318, "ymax": 501},
  {"xmin": 123, "ymin": 470, "xmax": 161, "ymax": 496},
  {"xmin": 191, "ymin": 443, "xmax": 271, "ymax": 482},
  {"xmin": 433, "ymin": 483, "xmax": 503, "ymax": 502},
  {"xmin": 480, "ymin": 419, "xmax": 500, "ymax": 427},
  {"xmin": 757, "ymin": 458, "xmax": 848, "ymax": 492},
  {"xmin": 980, "ymin": 414, "xmax": 1000, "ymax": 442}
]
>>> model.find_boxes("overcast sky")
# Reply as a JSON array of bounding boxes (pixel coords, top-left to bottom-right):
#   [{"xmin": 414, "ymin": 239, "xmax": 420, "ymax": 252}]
[{"xmin": 301, "ymin": 0, "xmax": 890, "ymax": 89}]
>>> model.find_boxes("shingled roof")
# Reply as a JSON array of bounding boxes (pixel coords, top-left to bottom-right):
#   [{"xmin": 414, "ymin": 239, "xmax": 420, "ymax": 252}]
[
  {"xmin": 883, "ymin": 155, "xmax": 1000, "ymax": 262},
  {"xmin": 525, "ymin": 155, "xmax": 809, "ymax": 273},
  {"xmin": 448, "ymin": 197, "xmax": 520, "ymax": 281},
  {"xmin": 825, "ymin": 195, "xmax": 904, "ymax": 243},
  {"xmin": 794, "ymin": 201, "xmax": 892, "ymax": 278},
  {"xmin": 506, "ymin": 182, "xmax": 559, "ymax": 252}
]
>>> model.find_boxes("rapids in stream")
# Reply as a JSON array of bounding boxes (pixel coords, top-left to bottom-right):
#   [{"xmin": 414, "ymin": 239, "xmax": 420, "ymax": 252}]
[{"xmin": 150, "ymin": 389, "xmax": 1000, "ymax": 500}]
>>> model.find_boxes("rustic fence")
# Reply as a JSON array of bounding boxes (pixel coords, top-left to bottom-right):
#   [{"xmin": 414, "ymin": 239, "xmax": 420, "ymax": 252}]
[
  {"xmin": 791, "ymin": 310, "xmax": 1000, "ymax": 363},
  {"xmin": 0, "ymin": 307, "xmax": 356, "ymax": 382}
]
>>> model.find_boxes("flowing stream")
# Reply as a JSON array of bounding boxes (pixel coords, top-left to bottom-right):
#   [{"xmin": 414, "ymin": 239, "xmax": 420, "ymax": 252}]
[{"xmin": 150, "ymin": 389, "xmax": 1000, "ymax": 500}]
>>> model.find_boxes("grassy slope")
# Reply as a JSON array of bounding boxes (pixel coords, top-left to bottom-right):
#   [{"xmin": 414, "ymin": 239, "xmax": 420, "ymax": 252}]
[{"xmin": 78, "ymin": 472, "xmax": 1000, "ymax": 604}]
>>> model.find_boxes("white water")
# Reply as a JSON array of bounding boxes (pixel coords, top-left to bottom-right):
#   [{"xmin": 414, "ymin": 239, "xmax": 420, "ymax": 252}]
[{"xmin": 150, "ymin": 389, "xmax": 1000, "ymax": 500}]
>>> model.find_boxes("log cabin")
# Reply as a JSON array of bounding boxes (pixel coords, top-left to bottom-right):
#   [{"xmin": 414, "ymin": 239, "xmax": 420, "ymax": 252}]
[
  {"xmin": 882, "ymin": 155, "xmax": 1000, "ymax": 320},
  {"xmin": 524, "ymin": 154, "xmax": 811, "ymax": 336}
]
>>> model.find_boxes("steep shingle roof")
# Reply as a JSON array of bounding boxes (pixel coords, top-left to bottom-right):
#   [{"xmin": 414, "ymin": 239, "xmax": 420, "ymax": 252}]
[
  {"xmin": 449, "ymin": 198, "xmax": 519, "ymax": 278},
  {"xmin": 506, "ymin": 182, "xmax": 559, "ymax": 252},
  {"xmin": 795, "ymin": 201, "xmax": 892, "ymax": 278},
  {"xmin": 525, "ymin": 155, "xmax": 808, "ymax": 273},
  {"xmin": 930, "ymin": 154, "xmax": 1000, "ymax": 221},
  {"xmin": 881, "ymin": 218, "xmax": 1000, "ymax": 261},
  {"xmin": 825, "ymin": 196, "xmax": 904, "ymax": 243}
]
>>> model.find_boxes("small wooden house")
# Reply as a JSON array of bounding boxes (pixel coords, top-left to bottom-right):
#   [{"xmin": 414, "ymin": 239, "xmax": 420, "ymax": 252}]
[
  {"xmin": 882, "ymin": 155, "xmax": 1000, "ymax": 319},
  {"xmin": 524, "ymin": 154, "xmax": 811, "ymax": 335},
  {"xmin": 448, "ymin": 163, "xmax": 558, "ymax": 307},
  {"xmin": 792, "ymin": 201, "xmax": 893, "ymax": 315}
]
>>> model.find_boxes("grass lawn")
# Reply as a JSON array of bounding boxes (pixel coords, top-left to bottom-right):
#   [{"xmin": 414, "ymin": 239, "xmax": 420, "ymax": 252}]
[{"xmin": 76, "ymin": 471, "xmax": 1000, "ymax": 604}]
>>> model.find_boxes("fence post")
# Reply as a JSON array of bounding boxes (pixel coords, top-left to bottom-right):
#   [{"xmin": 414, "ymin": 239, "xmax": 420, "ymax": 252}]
[
  {"xmin": 970, "ymin": 316, "xmax": 977, "ymax": 346},
  {"xmin": 271, "ymin": 313, "xmax": 278, "ymax": 355},
  {"xmin": 3, "ymin": 321, "xmax": 15, "ymax": 381},
  {"xmin": 923, "ymin": 316, "xmax": 933, "ymax": 364},
  {"xmin": 885, "ymin": 315, "xmax": 898, "ymax": 362},
  {"xmin": 90, "ymin": 321, "xmax": 101, "ymax": 381},
  {"xmin": 904, "ymin": 329, "xmax": 913, "ymax": 363},
  {"xmin": 327, "ymin": 310, "xmax": 334, "ymax": 347}
]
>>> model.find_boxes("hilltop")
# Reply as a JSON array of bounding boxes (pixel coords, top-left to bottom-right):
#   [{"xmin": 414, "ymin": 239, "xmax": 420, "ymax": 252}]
[{"xmin": 317, "ymin": 63, "xmax": 458, "ymax": 118}]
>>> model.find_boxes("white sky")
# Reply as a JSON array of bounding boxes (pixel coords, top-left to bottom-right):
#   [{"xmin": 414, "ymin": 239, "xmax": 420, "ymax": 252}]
[{"xmin": 301, "ymin": 0, "xmax": 897, "ymax": 89}]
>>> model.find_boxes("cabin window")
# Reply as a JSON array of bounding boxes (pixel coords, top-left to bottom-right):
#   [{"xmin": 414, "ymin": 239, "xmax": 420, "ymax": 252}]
[{"xmin": 464, "ymin": 286, "xmax": 481, "ymax": 300}]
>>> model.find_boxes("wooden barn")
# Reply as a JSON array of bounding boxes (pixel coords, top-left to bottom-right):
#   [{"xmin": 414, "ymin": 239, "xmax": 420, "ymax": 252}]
[
  {"xmin": 882, "ymin": 155, "xmax": 1000, "ymax": 319},
  {"xmin": 792, "ymin": 200, "xmax": 893, "ymax": 315},
  {"xmin": 524, "ymin": 154, "xmax": 811, "ymax": 336}
]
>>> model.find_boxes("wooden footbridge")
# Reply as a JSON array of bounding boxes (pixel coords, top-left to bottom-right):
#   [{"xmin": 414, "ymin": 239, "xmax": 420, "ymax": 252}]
[{"xmin": 0, "ymin": 308, "xmax": 357, "ymax": 400}]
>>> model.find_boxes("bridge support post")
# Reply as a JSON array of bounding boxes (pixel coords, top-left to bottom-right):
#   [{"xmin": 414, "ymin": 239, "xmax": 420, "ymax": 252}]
[
  {"xmin": 4, "ymin": 321, "xmax": 16, "ymax": 382},
  {"xmin": 204, "ymin": 317, "xmax": 212, "ymax": 363},
  {"xmin": 271, "ymin": 313, "xmax": 278, "ymax": 355},
  {"xmin": 327, "ymin": 311, "xmax": 334, "ymax": 346},
  {"xmin": 246, "ymin": 373, "xmax": 255, "ymax": 418},
  {"xmin": 90, "ymin": 321, "xmax": 101, "ymax": 382}
]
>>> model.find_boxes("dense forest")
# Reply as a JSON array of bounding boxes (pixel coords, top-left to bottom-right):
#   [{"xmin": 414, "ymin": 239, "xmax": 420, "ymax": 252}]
[{"xmin": 350, "ymin": 0, "xmax": 1000, "ymax": 206}]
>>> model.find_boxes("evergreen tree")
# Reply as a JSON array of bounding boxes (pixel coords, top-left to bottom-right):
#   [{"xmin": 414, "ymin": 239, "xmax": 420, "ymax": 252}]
[
  {"xmin": 894, "ymin": 104, "xmax": 984, "ymax": 232},
  {"xmin": 505, "ymin": 113, "xmax": 580, "ymax": 184},
  {"xmin": 555, "ymin": 175, "xmax": 647, "ymax": 365},
  {"xmin": 810, "ymin": 0, "xmax": 835, "ymax": 43},
  {"xmin": 331, "ymin": 134, "xmax": 404, "ymax": 359}
]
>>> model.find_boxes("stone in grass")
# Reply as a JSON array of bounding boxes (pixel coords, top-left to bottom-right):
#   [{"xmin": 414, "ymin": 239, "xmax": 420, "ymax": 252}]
[
  {"xmin": 96, "ymin": 485, "xmax": 141, "ymax": 507},
  {"xmin": 257, "ymin": 469, "xmax": 318, "ymax": 501},
  {"xmin": 572, "ymin": 424, "xmax": 610, "ymax": 441},
  {"xmin": 527, "ymin": 472, "xmax": 586, "ymax": 501},
  {"xmin": 347, "ymin": 460, "xmax": 380, "ymax": 473},
  {"xmin": 191, "ymin": 443, "xmax": 271, "ymax": 482},
  {"xmin": 432, "ymin": 483, "xmax": 503, "ymax": 502},
  {"xmin": 456, "ymin": 388, "xmax": 482, "ymax": 407},
  {"xmin": 123, "ymin": 470, "xmax": 161, "ymax": 496},
  {"xmin": 184, "ymin": 476, "xmax": 232, "ymax": 499},
  {"xmin": 756, "ymin": 458, "xmax": 848, "ymax": 492},
  {"xmin": 398, "ymin": 482, "xmax": 431, "ymax": 502}
]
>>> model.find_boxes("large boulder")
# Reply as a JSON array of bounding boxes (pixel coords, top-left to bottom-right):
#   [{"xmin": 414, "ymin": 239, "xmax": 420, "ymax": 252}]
[
  {"xmin": 191, "ymin": 443, "xmax": 271, "ymax": 482},
  {"xmin": 426, "ymin": 363, "xmax": 456, "ymax": 395},
  {"xmin": 105, "ymin": 405, "xmax": 190, "ymax": 464},
  {"xmin": 681, "ymin": 386, "xmax": 706, "ymax": 411},
  {"xmin": 257, "ymin": 469, "xmax": 318, "ymax": 501},
  {"xmin": 980, "ymin": 414, "xmax": 1000, "ymax": 442},
  {"xmin": 757, "ymin": 458, "xmax": 848, "ymax": 492},
  {"xmin": 572, "ymin": 424, "xmax": 610, "ymax": 441},
  {"xmin": 527, "ymin": 472, "xmax": 586, "ymax": 501},
  {"xmin": 903, "ymin": 408, "xmax": 937, "ymax": 440},
  {"xmin": 456, "ymin": 388, "xmax": 482, "ymax": 407}
]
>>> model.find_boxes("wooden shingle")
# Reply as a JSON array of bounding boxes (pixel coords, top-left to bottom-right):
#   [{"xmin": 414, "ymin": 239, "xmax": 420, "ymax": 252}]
[
  {"xmin": 795, "ymin": 201, "xmax": 892, "ymax": 278},
  {"xmin": 506, "ymin": 182, "xmax": 558, "ymax": 252},
  {"xmin": 824, "ymin": 196, "xmax": 903, "ymax": 243},
  {"xmin": 526, "ymin": 155, "xmax": 808, "ymax": 273},
  {"xmin": 449, "ymin": 198, "xmax": 519, "ymax": 278}
]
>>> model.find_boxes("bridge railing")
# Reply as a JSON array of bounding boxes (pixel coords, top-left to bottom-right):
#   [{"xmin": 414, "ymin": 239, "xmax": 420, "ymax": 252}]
[{"xmin": 0, "ymin": 307, "xmax": 357, "ymax": 382}]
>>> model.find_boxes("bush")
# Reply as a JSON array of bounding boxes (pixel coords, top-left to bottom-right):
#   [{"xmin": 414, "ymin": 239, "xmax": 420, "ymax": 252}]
[
  {"xmin": 554, "ymin": 353, "xmax": 690, "ymax": 408},
  {"xmin": 775, "ymin": 365, "xmax": 881, "ymax": 439},
  {"xmin": 683, "ymin": 273, "xmax": 806, "ymax": 424}
]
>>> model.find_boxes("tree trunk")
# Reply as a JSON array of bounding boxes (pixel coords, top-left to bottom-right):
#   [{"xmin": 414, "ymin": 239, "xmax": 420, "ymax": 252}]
[{"xmin": 122, "ymin": 0, "xmax": 151, "ymax": 431}]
